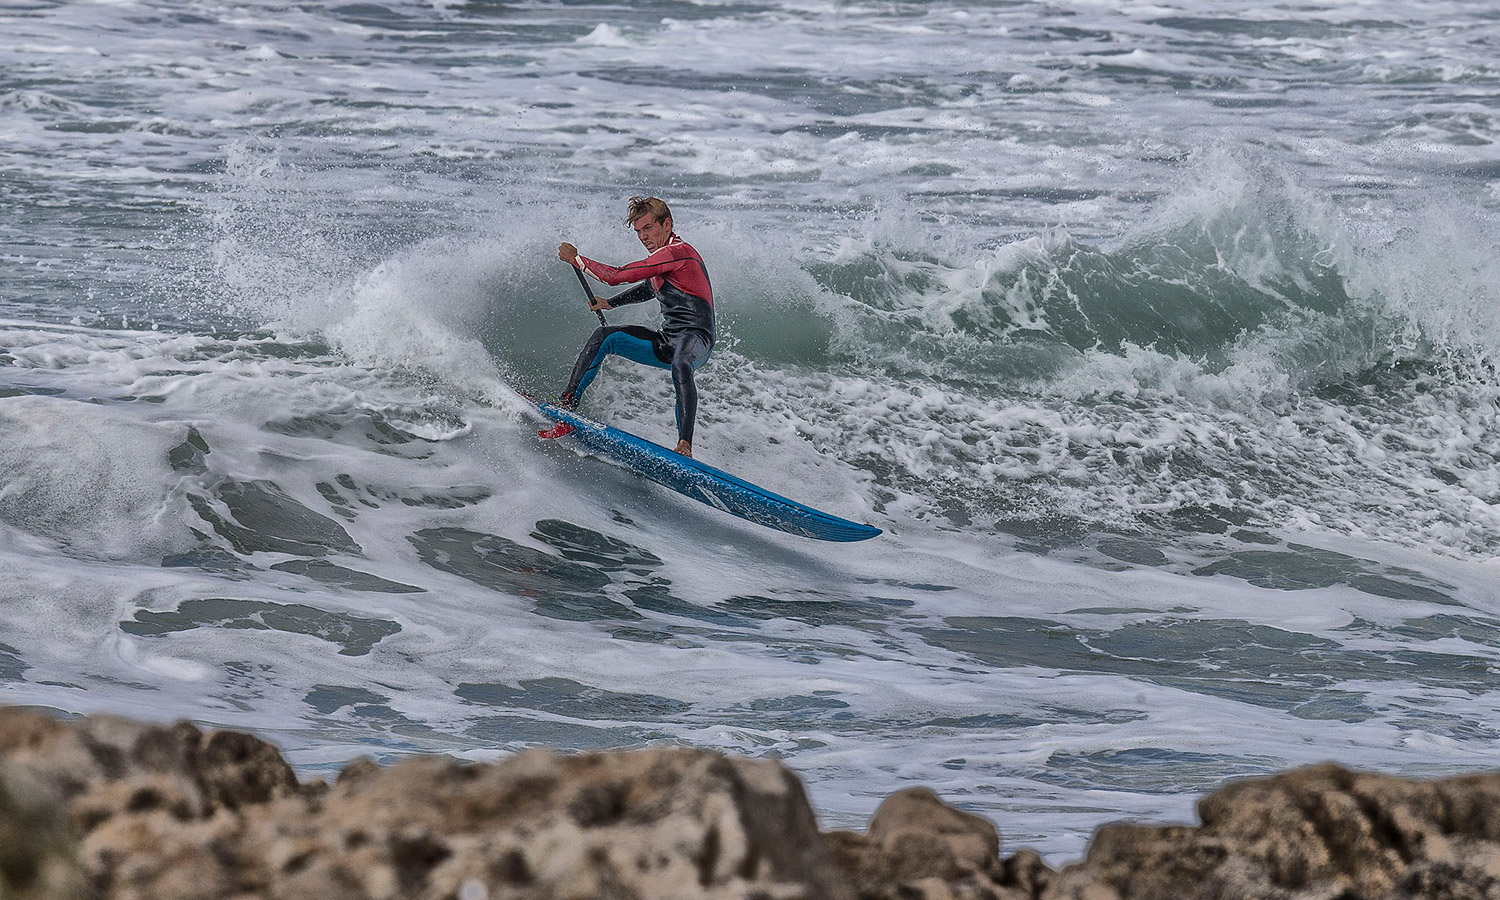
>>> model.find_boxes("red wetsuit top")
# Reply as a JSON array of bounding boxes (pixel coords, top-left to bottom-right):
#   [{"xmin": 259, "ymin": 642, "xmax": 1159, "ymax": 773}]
[{"xmin": 575, "ymin": 234, "xmax": 715, "ymax": 346}]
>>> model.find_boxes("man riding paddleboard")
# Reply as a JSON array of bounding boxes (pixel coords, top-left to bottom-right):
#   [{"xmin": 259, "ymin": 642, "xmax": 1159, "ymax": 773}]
[{"xmin": 550, "ymin": 196, "xmax": 715, "ymax": 457}]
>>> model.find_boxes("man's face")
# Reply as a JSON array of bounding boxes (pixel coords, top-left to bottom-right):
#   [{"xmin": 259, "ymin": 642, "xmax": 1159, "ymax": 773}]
[{"xmin": 632, "ymin": 214, "xmax": 672, "ymax": 252}]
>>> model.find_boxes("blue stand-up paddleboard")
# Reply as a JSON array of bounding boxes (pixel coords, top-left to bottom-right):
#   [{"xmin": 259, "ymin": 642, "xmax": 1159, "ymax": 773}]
[{"xmin": 530, "ymin": 398, "xmax": 880, "ymax": 542}]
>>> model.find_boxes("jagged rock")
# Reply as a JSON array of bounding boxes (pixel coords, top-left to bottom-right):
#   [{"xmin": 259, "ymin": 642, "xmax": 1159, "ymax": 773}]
[
  {"xmin": 199, "ymin": 747, "xmax": 856, "ymax": 900},
  {"xmin": 0, "ymin": 762, "xmax": 87, "ymax": 900},
  {"xmin": 1044, "ymin": 763, "xmax": 1500, "ymax": 900},
  {"xmin": 0, "ymin": 707, "xmax": 300, "ymax": 833},
  {"xmin": 826, "ymin": 787, "xmax": 1051, "ymax": 899},
  {"xmin": 12, "ymin": 706, "xmax": 1500, "ymax": 900},
  {"xmin": 0, "ymin": 708, "xmax": 853, "ymax": 899}
]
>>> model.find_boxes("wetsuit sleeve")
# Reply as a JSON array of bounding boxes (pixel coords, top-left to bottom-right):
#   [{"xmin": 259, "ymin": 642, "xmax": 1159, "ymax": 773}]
[
  {"xmin": 576, "ymin": 239, "xmax": 712, "ymax": 305},
  {"xmin": 577, "ymin": 247, "xmax": 691, "ymax": 287},
  {"xmin": 606, "ymin": 283, "xmax": 654, "ymax": 307}
]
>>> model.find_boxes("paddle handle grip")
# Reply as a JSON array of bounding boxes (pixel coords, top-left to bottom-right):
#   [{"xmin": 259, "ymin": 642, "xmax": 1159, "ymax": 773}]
[{"xmin": 571, "ymin": 263, "xmax": 606, "ymax": 326}]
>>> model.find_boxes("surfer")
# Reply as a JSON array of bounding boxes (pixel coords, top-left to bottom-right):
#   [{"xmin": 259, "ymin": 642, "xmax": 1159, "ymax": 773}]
[{"xmin": 553, "ymin": 196, "xmax": 715, "ymax": 458}]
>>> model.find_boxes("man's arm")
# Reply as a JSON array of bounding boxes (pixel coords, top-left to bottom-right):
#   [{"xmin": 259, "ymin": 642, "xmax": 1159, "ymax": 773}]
[
  {"xmin": 575, "ymin": 246, "xmax": 692, "ymax": 287},
  {"xmin": 604, "ymin": 283, "xmax": 654, "ymax": 307},
  {"xmin": 560, "ymin": 239, "xmax": 674, "ymax": 286}
]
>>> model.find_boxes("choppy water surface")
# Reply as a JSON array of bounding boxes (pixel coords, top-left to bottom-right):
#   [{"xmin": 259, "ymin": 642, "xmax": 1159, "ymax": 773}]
[{"xmin": 3, "ymin": 0, "xmax": 1500, "ymax": 861}]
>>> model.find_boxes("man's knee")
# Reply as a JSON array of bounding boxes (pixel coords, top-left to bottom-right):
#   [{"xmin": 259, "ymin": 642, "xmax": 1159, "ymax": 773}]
[{"xmin": 578, "ymin": 327, "xmax": 610, "ymax": 357}]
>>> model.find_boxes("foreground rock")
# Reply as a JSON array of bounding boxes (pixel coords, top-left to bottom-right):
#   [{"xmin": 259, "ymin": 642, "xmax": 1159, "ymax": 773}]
[
  {"xmin": 1048, "ymin": 762, "xmax": 1500, "ymax": 900},
  {"xmin": 0, "ymin": 761, "xmax": 87, "ymax": 900},
  {"xmin": 826, "ymin": 787, "xmax": 1051, "ymax": 899},
  {"xmin": 0, "ymin": 707, "xmax": 852, "ymax": 899},
  {"xmin": 4, "ymin": 707, "xmax": 1500, "ymax": 899}
]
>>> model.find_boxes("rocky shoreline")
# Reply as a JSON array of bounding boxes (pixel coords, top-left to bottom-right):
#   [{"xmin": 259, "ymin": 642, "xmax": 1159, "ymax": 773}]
[{"xmin": 2, "ymin": 706, "xmax": 1498, "ymax": 899}]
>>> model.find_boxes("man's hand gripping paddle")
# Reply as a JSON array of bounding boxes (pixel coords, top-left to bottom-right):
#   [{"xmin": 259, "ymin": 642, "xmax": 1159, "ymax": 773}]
[
  {"xmin": 574, "ymin": 263, "xmax": 607, "ymax": 327},
  {"xmin": 538, "ymin": 261, "xmax": 605, "ymax": 440}
]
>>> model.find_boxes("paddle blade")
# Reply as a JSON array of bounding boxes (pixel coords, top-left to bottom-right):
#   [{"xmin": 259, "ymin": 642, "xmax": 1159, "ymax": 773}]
[{"xmin": 538, "ymin": 422, "xmax": 575, "ymax": 440}]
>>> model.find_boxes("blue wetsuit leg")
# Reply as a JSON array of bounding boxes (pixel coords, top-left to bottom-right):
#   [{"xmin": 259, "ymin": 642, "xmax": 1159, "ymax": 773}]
[
  {"xmin": 562, "ymin": 324, "xmax": 712, "ymax": 445},
  {"xmin": 562, "ymin": 325, "xmax": 668, "ymax": 404}
]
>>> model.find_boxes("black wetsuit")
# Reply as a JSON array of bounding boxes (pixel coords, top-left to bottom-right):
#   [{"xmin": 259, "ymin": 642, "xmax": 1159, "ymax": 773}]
[{"xmin": 561, "ymin": 236, "xmax": 715, "ymax": 444}]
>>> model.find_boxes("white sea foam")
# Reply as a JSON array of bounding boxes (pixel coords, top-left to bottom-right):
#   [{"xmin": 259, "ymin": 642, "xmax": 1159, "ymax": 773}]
[{"xmin": 0, "ymin": 396, "xmax": 192, "ymax": 559}]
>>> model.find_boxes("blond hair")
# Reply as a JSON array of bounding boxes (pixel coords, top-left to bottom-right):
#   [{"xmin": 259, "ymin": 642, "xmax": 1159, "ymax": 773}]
[{"xmin": 625, "ymin": 196, "xmax": 672, "ymax": 226}]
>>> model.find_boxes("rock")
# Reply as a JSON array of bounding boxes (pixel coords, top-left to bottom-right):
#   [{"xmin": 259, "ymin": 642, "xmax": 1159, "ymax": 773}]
[
  {"xmin": 0, "ymin": 706, "xmax": 300, "ymax": 835},
  {"xmin": 0, "ymin": 707, "xmax": 301, "ymax": 900},
  {"xmin": 826, "ymin": 787, "xmax": 1049, "ymax": 899},
  {"xmin": 0, "ymin": 762, "xmax": 87, "ymax": 900},
  {"xmin": 218, "ymin": 747, "xmax": 856, "ymax": 900},
  {"xmin": 13, "ymin": 705, "xmax": 1500, "ymax": 900},
  {"xmin": 0, "ymin": 707, "xmax": 854, "ymax": 899},
  {"xmin": 1044, "ymin": 763, "xmax": 1500, "ymax": 899},
  {"xmin": 869, "ymin": 787, "xmax": 1001, "ymax": 878}
]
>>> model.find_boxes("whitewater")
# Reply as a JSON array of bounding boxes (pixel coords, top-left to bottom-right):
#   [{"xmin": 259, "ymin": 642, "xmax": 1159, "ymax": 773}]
[{"xmin": 3, "ymin": 0, "xmax": 1500, "ymax": 862}]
